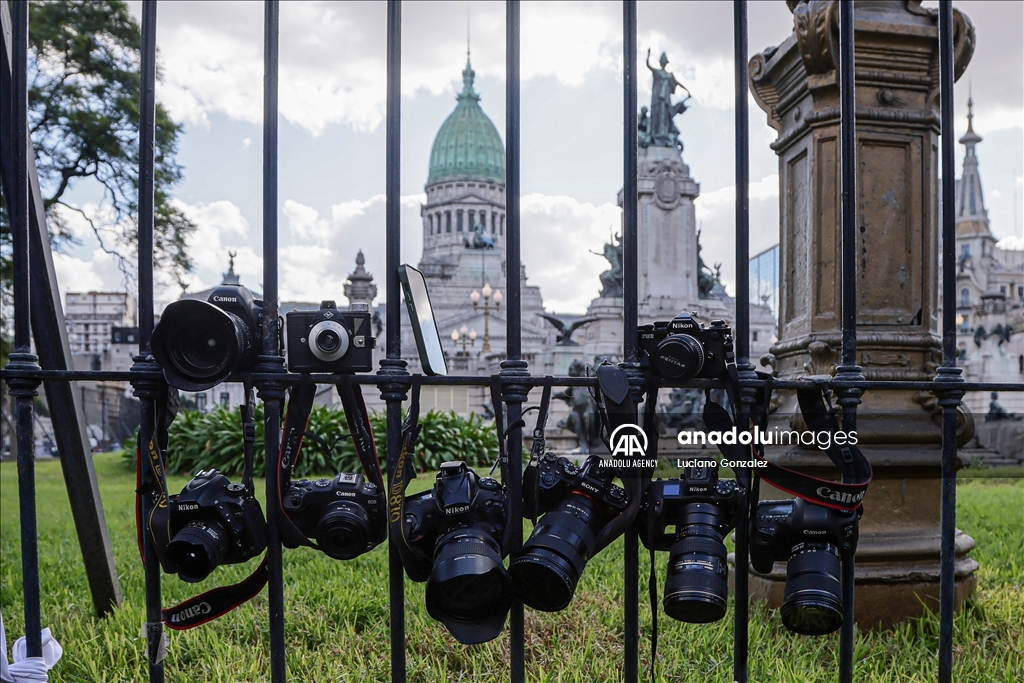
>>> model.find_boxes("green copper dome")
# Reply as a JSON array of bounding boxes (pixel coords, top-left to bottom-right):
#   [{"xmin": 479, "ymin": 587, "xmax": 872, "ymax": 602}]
[{"xmin": 427, "ymin": 59, "xmax": 505, "ymax": 186}]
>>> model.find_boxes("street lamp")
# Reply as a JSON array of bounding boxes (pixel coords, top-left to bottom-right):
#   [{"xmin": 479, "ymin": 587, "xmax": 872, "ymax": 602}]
[
  {"xmin": 450, "ymin": 324, "xmax": 478, "ymax": 355},
  {"xmin": 471, "ymin": 283, "xmax": 502, "ymax": 353}
]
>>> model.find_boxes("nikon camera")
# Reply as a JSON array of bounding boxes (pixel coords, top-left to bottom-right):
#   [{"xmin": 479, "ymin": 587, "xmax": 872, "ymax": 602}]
[
  {"xmin": 750, "ymin": 498, "xmax": 861, "ymax": 636},
  {"xmin": 638, "ymin": 465, "xmax": 744, "ymax": 623},
  {"xmin": 285, "ymin": 301, "xmax": 374, "ymax": 373},
  {"xmin": 281, "ymin": 473, "xmax": 385, "ymax": 560},
  {"xmin": 402, "ymin": 461, "xmax": 511, "ymax": 644},
  {"xmin": 510, "ymin": 454, "xmax": 628, "ymax": 612},
  {"xmin": 166, "ymin": 469, "xmax": 269, "ymax": 583},
  {"xmin": 638, "ymin": 312, "xmax": 733, "ymax": 381}
]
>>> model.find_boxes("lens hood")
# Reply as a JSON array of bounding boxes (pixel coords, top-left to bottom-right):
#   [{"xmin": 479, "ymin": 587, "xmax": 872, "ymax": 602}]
[{"xmin": 152, "ymin": 299, "xmax": 247, "ymax": 391}]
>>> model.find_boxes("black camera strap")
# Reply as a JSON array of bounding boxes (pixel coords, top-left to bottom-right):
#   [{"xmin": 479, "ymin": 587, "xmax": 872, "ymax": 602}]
[
  {"xmin": 388, "ymin": 376, "xmax": 434, "ymax": 582},
  {"xmin": 489, "ymin": 376, "xmax": 522, "ymax": 554},
  {"xmin": 135, "ymin": 380, "xmax": 270, "ymax": 630},
  {"xmin": 522, "ymin": 377, "xmax": 553, "ymax": 525}
]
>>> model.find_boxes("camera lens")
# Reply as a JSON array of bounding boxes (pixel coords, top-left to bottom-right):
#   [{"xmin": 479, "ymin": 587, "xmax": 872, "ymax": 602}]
[
  {"xmin": 426, "ymin": 527, "xmax": 513, "ymax": 644},
  {"xmin": 510, "ymin": 493, "xmax": 601, "ymax": 612},
  {"xmin": 152, "ymin": 299, "xmax": 248, "ymax": 391},
  {"xmin": 663, "ymin": 503, "xmax": 729, "ymax": 623},
  {"xmin": 781, "ymin": 542, "xmax": 844, "ymax": 635},
  {"xmin": 308, "ymin": 320, "xmax": 350, "ymax": 362},
  {"xmin": 168, "ymin": 520, "xmax": 229, "ymax": 583},
  {"xmin": 654, "ymin": 334, "xmax": 705, "ymax": 380},
  {"xmin": 314, "ymin": 502, "xmax": 371, "ymax": 560}
]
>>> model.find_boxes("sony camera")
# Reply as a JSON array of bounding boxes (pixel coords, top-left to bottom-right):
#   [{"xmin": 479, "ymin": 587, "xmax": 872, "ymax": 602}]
[
  {"xmin": 402, "ymin": 461, "xmax": 511, "ymax": 644},
  {"xmin": 638, "ymin": 465, "xmax": 744, "ymax": 623},
  {"xmin": 638, "ymin": 313, "xmax": 733, "ymax": 381},
  {"xmin": 281, "ymin": 473, "xmax": 385, "ymax": 560},
  {"xmin": 285, "ymin": 300, "xmax": 374, "ymax": 373},
  {"xmin": 510, "ymin": 454, "xmax": 628, "ymax": 612},
  {"xmin": 749, "ymin": 497, "xmax": 861, "ymax": 635},
  {"xmin": 153, "ymin": 284, "xmax": 264, "ymax": 391},
  {"xmin": 166, "ymin": 469, "xmax": 268, "ymax": 583}
]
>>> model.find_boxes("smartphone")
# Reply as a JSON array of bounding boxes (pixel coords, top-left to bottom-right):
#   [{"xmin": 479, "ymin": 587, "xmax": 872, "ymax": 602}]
[{"xmin": 398, "ymin": 264, "xmax": 448, "ymax": 376}]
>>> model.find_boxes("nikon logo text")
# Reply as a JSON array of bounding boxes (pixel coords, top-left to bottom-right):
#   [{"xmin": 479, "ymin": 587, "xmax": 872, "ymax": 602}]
[
  {"xmin": 170, "ymin": 602, "xmax": 211, "ymax": 623},
  {"xmin": 610, "ymin": 424, "xmax": 648, "ymax": 458},
  {"xmin": 444, "ymin": 504, "xmax": 470, "ymax": 515}
]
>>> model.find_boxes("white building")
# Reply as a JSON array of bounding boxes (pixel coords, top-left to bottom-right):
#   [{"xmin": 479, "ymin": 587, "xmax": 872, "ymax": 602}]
[{"xmin": 65, "ymin": 291, "xmax": 137, "ymax": 354}]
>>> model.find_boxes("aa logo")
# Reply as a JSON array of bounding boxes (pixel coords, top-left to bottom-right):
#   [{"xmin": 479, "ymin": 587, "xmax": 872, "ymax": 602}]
[{"xmin": 610, "ymin": 424, "xmax": 648, "ymax": 457}]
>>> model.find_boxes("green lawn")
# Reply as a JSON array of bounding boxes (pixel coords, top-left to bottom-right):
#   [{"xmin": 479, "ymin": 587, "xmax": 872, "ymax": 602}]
[{"xmin": 1, "ymin": 454, "xmax": 1021, "ymax": 682}]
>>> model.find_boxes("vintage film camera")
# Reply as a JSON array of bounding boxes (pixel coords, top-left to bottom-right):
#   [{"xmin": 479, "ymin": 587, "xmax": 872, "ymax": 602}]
[
  {"xmin": 638, "ymin": 312, "xmax": 733, "ymax": 381},
  {"xmin": 401, "ymin": 461, "xmax": 511, "ymax": 644},
  {"xmin": 166, "ymin": 469, "xmax": 268, "ymax": 583},
  {"xmin": 510, "ymin": 453, "xmax": 629, "ymax": 612},
  {"xmin": 281, "ymin": 473, "xmax": 384, "ymax": 560},
  {"xmin": 285, "ymin": 300, "xmax": 374, "ymax": 373},
  {"xmin": 638, "ymin": 465, "xmax": 744, "ymax": 623},
  {"xmin": 749, "ymin": 497, "xmax": 861, "ymax": 636}
]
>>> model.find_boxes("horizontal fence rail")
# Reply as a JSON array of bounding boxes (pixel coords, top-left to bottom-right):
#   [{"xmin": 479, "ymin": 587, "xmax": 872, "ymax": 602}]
[{"xmin": 1, "ymin": 1, "xmax": 1022, "ymax": 682}]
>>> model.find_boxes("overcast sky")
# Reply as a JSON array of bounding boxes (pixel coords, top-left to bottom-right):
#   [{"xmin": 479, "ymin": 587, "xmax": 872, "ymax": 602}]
[{"xmin": 54, "ymin": 0, "xmax": 1023, "ymax": 314}]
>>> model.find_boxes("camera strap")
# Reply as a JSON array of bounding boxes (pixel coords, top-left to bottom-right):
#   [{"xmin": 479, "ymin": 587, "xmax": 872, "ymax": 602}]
[
  {"xmin": 522, "ymin": 376, "xmax": 553, "ymax": 525},
  {"xmin": 489, "ymin": 376, "xmax": 523, "ymax": 554},
  {"xmin": 388, "ymin": 376, "xmax": 434, "ymax": 582},
  {"xmin": 135, "ymin": 380, "xmax": 270, "ymax": 630}
]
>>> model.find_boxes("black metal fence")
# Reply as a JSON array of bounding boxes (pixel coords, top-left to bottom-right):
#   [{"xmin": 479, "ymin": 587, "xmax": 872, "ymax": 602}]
[{"xmin": 2, "ymin": 1, "xmax": 1022, "ymax": 682}]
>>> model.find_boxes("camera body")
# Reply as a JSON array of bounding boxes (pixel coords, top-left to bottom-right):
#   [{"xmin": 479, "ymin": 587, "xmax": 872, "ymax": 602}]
[
  {"xmin": 526, "ymin": 453, "xmax": 629, "ymax": 519},
  {"xmin": 749, "ymin": 498, "xmax": 859, "ymax": 573},
  {"xmin": 638, "ymin": 313, "xmax": 733, "ymax": 381},
  {"xmin": 403, "ymin": 461, "xmax": 507, "ymax": 553},
  {"xmin": 167, "ymin": 469, "xmax": 268, "ymax": 583},
  {"xmin": 638, "ymin": 466, "xmax": 744, "ymax": 551},
  {"xmin": 750, "ymin": 497, "xmax": 861, "ymax": 635},
  {"xmin": 285, "ymin": 301, "xmax": 374, "ymax": 373},
  {"xmin": 282, "ymin": 473, "xmax": 385, "ymax": 560}
]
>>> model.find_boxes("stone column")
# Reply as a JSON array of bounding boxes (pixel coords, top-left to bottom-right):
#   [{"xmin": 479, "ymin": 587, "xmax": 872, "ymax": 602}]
[{"xmin": 748, "ymin": 0, "xmax": 979, "ymax": 628}]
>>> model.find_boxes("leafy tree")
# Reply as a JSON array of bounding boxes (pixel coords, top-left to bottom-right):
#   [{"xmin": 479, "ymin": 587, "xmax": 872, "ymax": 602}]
[{"xmin": 0, "ymin": 0, "xmax": 194, "ymax": 290}]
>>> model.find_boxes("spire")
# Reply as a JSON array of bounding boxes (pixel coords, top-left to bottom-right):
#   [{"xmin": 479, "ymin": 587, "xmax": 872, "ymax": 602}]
[
  {"xmin": 344, "ymin": 250, "xmax": 377, "ymax": 307},
  {"xmin": 459, "ymin": 26, "xmax": 479, "ymax": 103},
  {"xmin": 956, "ymin": 93, "xmax": 989, "ymax": 230}
]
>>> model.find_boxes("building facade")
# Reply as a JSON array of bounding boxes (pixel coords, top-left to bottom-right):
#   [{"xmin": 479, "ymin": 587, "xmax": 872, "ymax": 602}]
[{"xmin": 65, "ymin": 291, "xmax": 137, "ymax": 354}]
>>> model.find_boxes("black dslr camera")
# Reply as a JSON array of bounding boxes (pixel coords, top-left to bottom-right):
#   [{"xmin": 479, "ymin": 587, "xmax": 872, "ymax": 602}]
[
  {"xmin": 402, "ymin": 461, "xmax": 511, "ymax": 644},
  {"xmin": 281, "ymin": 473, "xmax": 385, "ymax": 560},
  {"xmin": 167, "ymin": 469, "xmax": 268, "ymax": 583},
  {"xmin": 750, "ymin": 498, "xmax": 861, "ymax": 635},
  {"xmin": 153, "ymin": 284, "xmax": 264, "ymax": 391},
  {"xmin": 285, "ymin": 301, "xmax": 374, "ymax": 373},
  {"xmin": 638, "ymin": 313, "xmax": 733, "ymax": 381},
  {"xmin": 638, "ymin": 465, "xmax": 744, "ymax": 623},
  {"xmin": 510, "ymin": 454, "xmax": 628, "ymax": 612}
]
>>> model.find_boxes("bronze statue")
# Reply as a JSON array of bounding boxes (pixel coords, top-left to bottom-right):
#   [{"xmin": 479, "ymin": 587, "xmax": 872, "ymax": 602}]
[
  {"xmin": 696, "ymin": 229, "xmax": 716, "ymax": 299},
  {"xmin": 554, "ymin": 359, "xmax": 601, "ymax": 453},
  {"xmin": 645, "ymin": 49, "xmax": 691, "ymax": 149},
  {"xmin": 591, "ymin": 232, "xmax": 624, "ymax": 298},
  {"xmin": 986, "ymin": 392, "xmax": 1021, "ymax": 422},
  {"xmin": 538, "ymin": 313, "xmax": 599, "ymax": 346},
  {"xmin": 464, "ymin": 221, "xmax": 496, "ymax": 249}
]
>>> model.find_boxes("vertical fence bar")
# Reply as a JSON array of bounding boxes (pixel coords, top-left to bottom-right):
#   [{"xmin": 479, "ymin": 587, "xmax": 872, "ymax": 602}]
[
  {"xmin": 935, "ymin": 3, "xmax": 963, "ymax": 681},
  {"xmin": 503, "ymin": 3, "xmax": 527, "ymax": 682},
  {"xmin": 621, "ymin": 2, "xmax": 639, "ymax": 682},
  {"xmin": 382, "ymin": 2, "xmax": 408, "ymax": 681},
  {"xmin": 259, "ymin": 2, "xmax": 287, "ymax": 681},
  {"xmin": 731, "ymin": 3, "xmax": 750, "ymax": 682},
  {"xmin": 135, "ymin": 2, "xmax": 164, "ymax": 679},
  {"xmin": 835, "ymin": 3, "xmax": 863, "ymax": 682},
  {"xmin": 6, "ymin": 0, "xmax": 42, "ymax": 660}
]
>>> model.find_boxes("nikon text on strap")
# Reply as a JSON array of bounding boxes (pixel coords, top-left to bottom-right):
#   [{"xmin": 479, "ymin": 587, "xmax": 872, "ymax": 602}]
[{"xmin": 387, "ymin": 376, "xmax": 434, "ymax": 581}]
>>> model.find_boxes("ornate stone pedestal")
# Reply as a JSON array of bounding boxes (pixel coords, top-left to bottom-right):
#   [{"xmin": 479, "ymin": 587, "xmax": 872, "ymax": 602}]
[{"xmin": 748, "ymin": 0, "xmax": 979, "ymax": 628}]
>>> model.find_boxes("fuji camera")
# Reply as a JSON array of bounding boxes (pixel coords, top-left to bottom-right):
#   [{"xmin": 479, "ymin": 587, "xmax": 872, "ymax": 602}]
[
  {"xmin": 638, "ymin": 465, "xmax": 744, "ymax": 623},
  {"xmin": 638, "ymin": 313, "xmax": 733, "ymax": 381},
  {"xmin": 402, "ymin": 461, "xmax": 511, "ymax": 644},
  {"xmin": 750, "ymin": 498, "xmax": 861, "ymax": 636},
  {"xmin": 166, "ymin": 469, "xmax": 268, "ymax": 583},
  {"xmin": 152, "ymin": 284, "xmax": 264, "ymax": 391},
  {"xmin": 281, "ymin": 472, "xmax": 385, "ymax": 560},
  {"xmin": 285, "ymin": 300, "xmax": 374, "ymax": 373},
  {"xmin": 510, "ymin": 454, "xmax": 628, "ymax": 612}
]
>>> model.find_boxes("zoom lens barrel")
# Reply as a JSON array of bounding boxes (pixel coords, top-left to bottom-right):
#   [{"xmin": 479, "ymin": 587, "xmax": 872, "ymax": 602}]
[
  {"xmin": 663, "ymin": 502, "xmax": 729, "ymax": 623},
  {"xmin": 510, "ymin": 493, "xmax": 601, "ymax": 612},
  {"xmin": 167, "ymin": 520, "xmax": 230, "ymax": 583},
  {"xmin": 314, "ymin": 502, "xmax": 371, "ymax": 560},
  {"xmin": 781, "ymin": 542, "xmax": 844, "ymax": 635}
]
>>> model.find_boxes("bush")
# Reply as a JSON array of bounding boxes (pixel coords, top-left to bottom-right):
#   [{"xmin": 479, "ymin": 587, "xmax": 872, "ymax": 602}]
[{"xmin": 123, "ymin": 404, "xmax": 498, "ymax": 478}]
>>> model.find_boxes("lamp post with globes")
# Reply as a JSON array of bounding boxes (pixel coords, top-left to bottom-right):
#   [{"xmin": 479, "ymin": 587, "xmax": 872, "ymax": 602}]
[
  {"xmin": 470, "ymin": 283, "xmax": 502, "ymax": 353},
  {"xmin": 450, "ymin": 325, "xmax": 478, "ymax": 356}
]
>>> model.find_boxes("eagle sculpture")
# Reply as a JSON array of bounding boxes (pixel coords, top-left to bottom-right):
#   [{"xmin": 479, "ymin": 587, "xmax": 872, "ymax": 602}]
[{"xmin": 538, "ymin": 313, "xmax": 600, "ymax": 346}]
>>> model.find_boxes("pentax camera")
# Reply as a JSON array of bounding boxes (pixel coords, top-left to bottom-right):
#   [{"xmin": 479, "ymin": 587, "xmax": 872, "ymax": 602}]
[
  {"xmin": 152, "ymin": 284, "xmax": 264, "ymax": 391},
  {"xmin": 638, "ymin": 465, "xmax": 744, "ymax": 623},
  {"xmin": 402, "ymin": 461, "xmax": 511, "ymax": 644},
  {"xmin": 281, "ymin": 473, "xmax": 385, "ymax": 560},
  {"xmin": 510, "ymin": 454, "xmax": 628, "ymax": 612},
  {"xmin": 750, "ymin": 498, "xmax": 861, "ymax": 636},
  {"xmin": 285, "ymin": 300, "xmax": 374, "ymax": 373},
  {"xmin": 166, "ymin": 469, "xmax": 268, "ymax": 583},
  {"xmin": 638, "ymin": 312, "xmax": 733, "ymax": 381}
]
